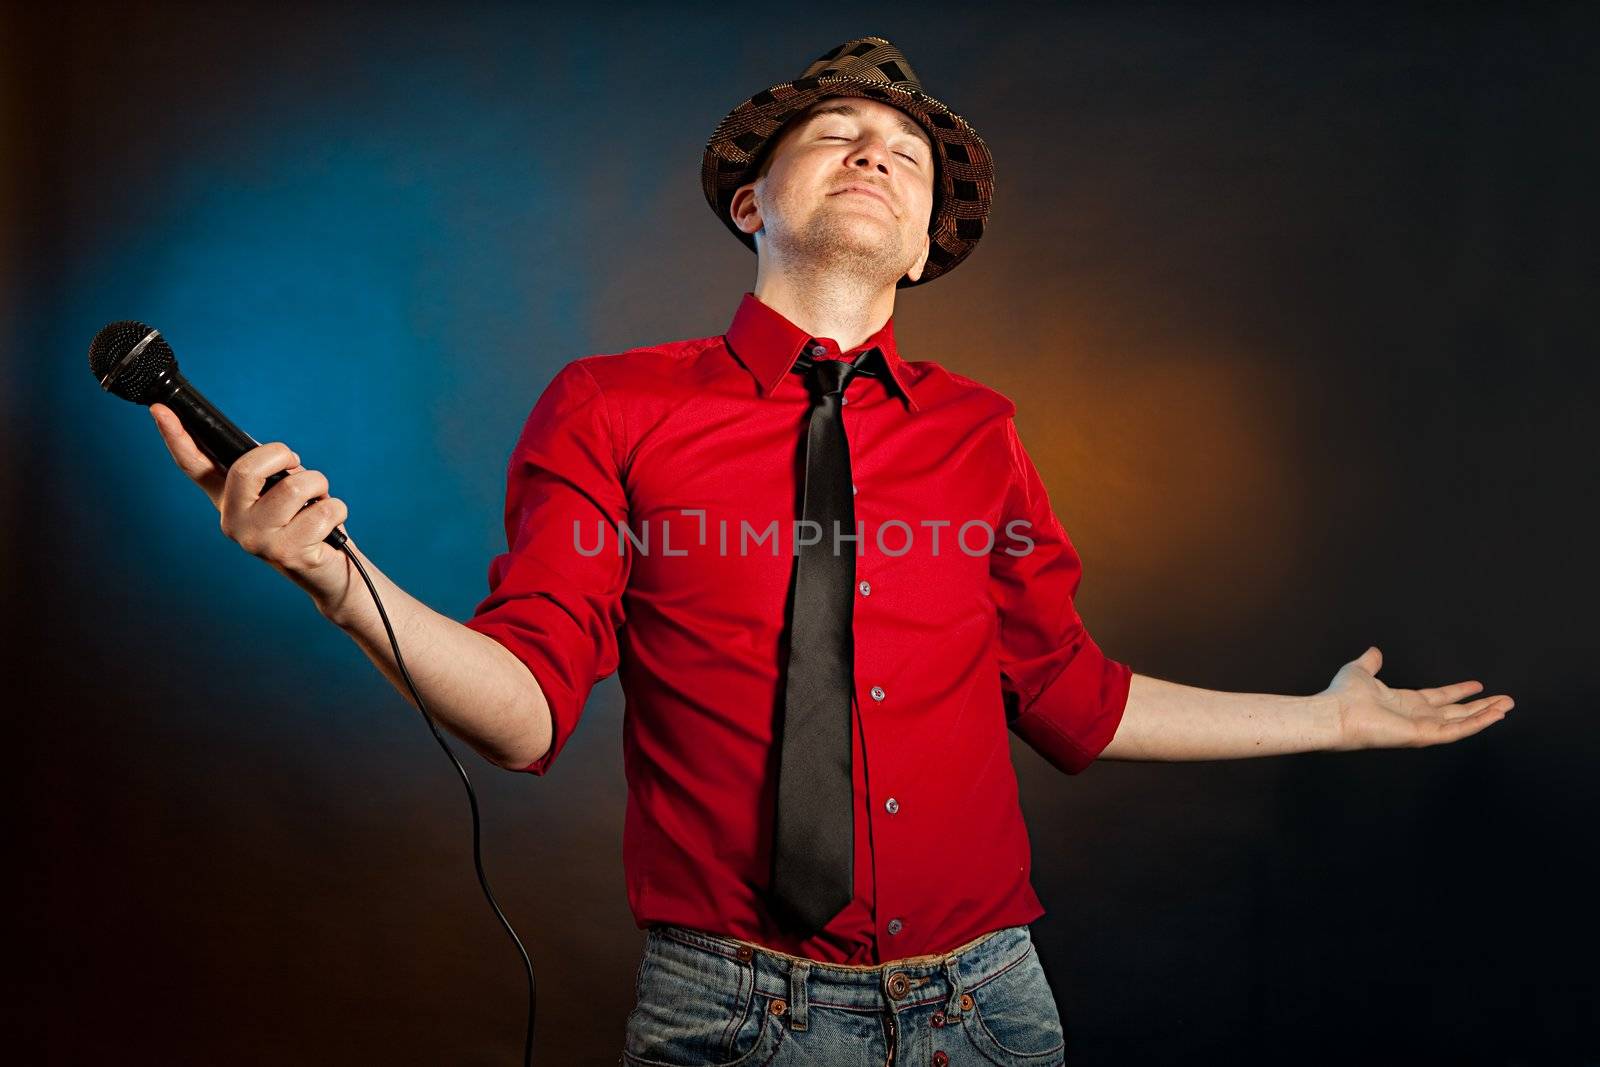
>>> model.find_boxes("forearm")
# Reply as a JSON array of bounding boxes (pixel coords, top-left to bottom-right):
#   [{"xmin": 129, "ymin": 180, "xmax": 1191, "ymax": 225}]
[
  {"xmin": 1098, "ymin": 671, "xmax": 1342, "ymax": 762},
  {"xmin": 312, "ymin": 540, "xmax": 552, "ymax": 770}
]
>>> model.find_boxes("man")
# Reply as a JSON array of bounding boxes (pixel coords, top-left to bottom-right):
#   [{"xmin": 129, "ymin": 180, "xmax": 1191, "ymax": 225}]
[{"xmin": 150, "ymin": 35, "xmax": 1513, "ymax": 1066}]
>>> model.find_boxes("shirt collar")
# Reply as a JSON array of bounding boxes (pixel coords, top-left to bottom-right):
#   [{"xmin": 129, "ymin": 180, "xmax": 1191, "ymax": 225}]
[{"xmin": 723, "ymin": 291, "xmax": 922, "ymax": 413}]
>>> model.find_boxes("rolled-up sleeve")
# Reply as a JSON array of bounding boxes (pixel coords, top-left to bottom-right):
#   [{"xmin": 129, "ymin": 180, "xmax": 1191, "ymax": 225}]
[
  {"xmin": 463, "ymin": 359, "xmax": 631, "ymax": 776},
  {"xmin": 990, "ymin": 416, "xmax": 1133, "ymax": 774}
]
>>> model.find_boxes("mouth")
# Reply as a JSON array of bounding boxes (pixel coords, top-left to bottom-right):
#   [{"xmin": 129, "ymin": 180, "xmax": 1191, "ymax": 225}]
[{"xmin": 832, "ymin": 185, "xmax": 894, "ymax": 214}]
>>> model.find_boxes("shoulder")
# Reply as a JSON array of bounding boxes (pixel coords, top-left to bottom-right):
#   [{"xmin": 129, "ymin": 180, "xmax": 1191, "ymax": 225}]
[
  {"xmin": 900, "ymin": 357, "xmax": 1018, "ymax": 421},
  {"xmin": 521, "ymin": 335, "xmax": 722, "ymax": 416},
  {"xmin": 527, "ymin": 336, "xmax": 724, "ymax": 463},
  {"xmin": 563, "ymin": 335, "xmax": 724, "ymax": 399}
]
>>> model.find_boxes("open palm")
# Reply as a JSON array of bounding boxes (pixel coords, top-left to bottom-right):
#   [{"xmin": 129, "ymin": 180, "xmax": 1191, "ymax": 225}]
[{"xmin": 1325, "ymin": 646, "xmax": 1513, "ymax": 750}]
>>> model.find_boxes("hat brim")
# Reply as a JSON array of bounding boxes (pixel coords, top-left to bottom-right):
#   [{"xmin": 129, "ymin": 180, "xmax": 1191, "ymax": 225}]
[{"xmin": 701, "ymin": 75, "xmax": 993, "ymax": 288}]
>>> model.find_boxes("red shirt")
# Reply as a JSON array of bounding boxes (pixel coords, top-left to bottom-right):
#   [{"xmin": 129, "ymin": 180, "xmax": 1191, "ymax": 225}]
[{"xmin": 464, "ymin": 291, "xmax": 1134, "ymax": 963}]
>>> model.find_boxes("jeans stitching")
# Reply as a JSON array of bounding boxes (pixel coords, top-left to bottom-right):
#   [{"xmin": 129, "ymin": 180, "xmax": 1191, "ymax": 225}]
[
  {"xmin": 659, "ymin": 923, "xmax": 1009, "ymax": 973},
  {"xmin": 636, "ymin": 925, "xmax": 1048, "ymax": 1064},
  {"xmin": 629, "ymin": 934, "xmax": 773, "ymax": 1067},
  {"xmin": 719, "ymin": 957, "xmax": 754, "ymax": 1057},
  {"xmin": 964, "ymin": 944, "xmax": 1065, "ymax": 1062},
  {"xmin": 621, "ymin": 1002, "xmax": 786, "ymax": 1067},
  {"xmin": 966, "ymin": 942, "xmax": 1033, "ymax": 993}
]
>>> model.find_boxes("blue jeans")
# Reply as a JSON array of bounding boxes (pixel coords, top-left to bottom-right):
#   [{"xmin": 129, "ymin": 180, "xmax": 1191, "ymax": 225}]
[{"xmin": 621, "ymin": 923, "xmax": 1067, "ymax": 1066}]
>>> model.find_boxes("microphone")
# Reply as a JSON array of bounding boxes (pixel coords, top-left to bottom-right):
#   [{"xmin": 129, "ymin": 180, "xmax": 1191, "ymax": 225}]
[
  {"xmin": 88, "ymin": 320, "xmax": 348, "ymax": 550},
  {"xmin": 89, "ymin": 322, "xmax": 537, "ymax": 1062}
]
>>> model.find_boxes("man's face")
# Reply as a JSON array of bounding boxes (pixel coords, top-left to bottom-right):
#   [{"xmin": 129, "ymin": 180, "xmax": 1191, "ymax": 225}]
[{"xmin": 731, "ymin": 96, "xmax": 937, "ymax": 285}]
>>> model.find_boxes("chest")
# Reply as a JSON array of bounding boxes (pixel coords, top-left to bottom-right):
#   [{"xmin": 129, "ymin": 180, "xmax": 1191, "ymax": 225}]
[{"xmin": 618, "ymin": 385, "xmax": 1012, "ymax": 625}]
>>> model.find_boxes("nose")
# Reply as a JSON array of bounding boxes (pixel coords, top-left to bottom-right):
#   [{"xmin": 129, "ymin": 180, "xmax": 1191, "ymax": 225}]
[{"xmin": 848, "ymin": 137, "xmax": 893, "ymax": 177}]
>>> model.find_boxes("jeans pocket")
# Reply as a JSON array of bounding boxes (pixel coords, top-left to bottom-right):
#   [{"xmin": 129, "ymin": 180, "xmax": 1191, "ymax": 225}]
[
  {"xmin": 623, "ymin": 937, "xmax": 778, "ymax": 1067},
  {"xmin": 960, "ymin": 942, "xmax": 1067, "ymax": 1065}
]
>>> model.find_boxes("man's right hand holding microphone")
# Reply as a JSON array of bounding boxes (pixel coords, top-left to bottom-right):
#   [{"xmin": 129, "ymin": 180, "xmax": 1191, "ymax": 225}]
[
  {"xmin": 146, "ymin": 402, "xmax": 552, "ymax": 771},
  {"xmin": 149, "ymin": 402, "xmax": 355, "ymax": 614}
]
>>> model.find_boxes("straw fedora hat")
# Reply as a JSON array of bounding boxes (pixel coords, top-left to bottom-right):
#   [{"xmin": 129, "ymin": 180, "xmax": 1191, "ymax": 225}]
[{"xmin": 700, "ymin": 35, "xmax": 994, "ymax": 288}]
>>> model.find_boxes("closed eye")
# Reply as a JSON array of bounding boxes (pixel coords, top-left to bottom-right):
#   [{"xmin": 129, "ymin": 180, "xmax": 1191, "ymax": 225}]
[{"xmin": 821, "ymin": 135, "xmax": 921, "ymax": 165}]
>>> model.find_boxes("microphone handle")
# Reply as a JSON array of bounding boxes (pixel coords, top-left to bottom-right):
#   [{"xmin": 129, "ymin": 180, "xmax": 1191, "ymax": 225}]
[{"xmin": 151, "ymin": 366, "xmax": 349, "ymax": 549}]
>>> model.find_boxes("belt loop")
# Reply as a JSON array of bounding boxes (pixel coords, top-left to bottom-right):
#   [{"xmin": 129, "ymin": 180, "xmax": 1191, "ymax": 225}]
[
  {"xmin": 788, "ymin": 960, "xmax": 810, "ymax": 1031},
  {"xmin": 942, "ymin": 955, "xmax": 964, "ymax": 1020}
]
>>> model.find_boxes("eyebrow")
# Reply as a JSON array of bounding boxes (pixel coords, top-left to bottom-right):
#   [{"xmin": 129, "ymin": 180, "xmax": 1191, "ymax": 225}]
[{"xmin": 802, "ymin": 102, "xmax": 933, "ymax": 151}]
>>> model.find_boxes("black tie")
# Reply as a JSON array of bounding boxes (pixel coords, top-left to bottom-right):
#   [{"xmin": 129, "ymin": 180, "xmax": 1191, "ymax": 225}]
[{"xmin": 770, "ymin": 349, "xmax": 864, "ymax": 936}]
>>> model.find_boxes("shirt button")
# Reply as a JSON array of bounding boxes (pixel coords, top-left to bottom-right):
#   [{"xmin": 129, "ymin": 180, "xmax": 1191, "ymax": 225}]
[
  {"xmin": 810, "ymin": 344, "xmax": 827, "ymax": 356},
  {"xmin": 859, "ymin": 580, "xmax": 871, "ymax": 596},
  {"xmin": 887, "ymin": 918, "xmax": 903, "ymax": 935},
  {"xmin": 870, "ymin": 685, "xmax": 885, "ymax": 702},
  {"xmin": 840, "ymin": 395, "xmax": 848, "ymax": 405},
  {"xmin": 885, "ymin": 797, "xmax": 898, "ymax": 814}
]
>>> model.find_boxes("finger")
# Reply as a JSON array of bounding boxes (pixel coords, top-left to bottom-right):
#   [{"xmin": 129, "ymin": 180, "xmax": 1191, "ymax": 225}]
[
  {"xmin": 277, "ymin": 495, "xmax": 350, "ymax": 568},
  {"xmin": 1440, "ymin": 694, "xmax": 1516, "ymax": 721},
  {"xmin": 1420, "ymin": 703, "xmax": 1508, "ymax": 745},
  {"xmin": 221, "ymin": 443, "xmax": 300, "ymax": 520},
  {"xmin": 1416, "ymin": 679, "xmax": 1483, "ymax": 707},
  {"xmin": 151, "ymin": 404, "xmax": 226, "ymax": 484},
  {"xmin": 253, "ymin": 468, "xmax": 331, "ymax": 531},
  {"xmin": 1471, "ymin": 695, "xmax": 1515, "ymax": 717}
]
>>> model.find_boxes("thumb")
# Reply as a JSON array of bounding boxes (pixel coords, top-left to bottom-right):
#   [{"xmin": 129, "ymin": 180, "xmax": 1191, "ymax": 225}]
[
  {"xmin": 151, "ymin": 403, "xmax": 225, "ymax": 488},
  {"xmin": 152, "ymin": 402, "xmax": 195, "ymax": 459},
  {"xmin": 1358, "ymin": 644, "xmax": 1383, "ymax": 675}
]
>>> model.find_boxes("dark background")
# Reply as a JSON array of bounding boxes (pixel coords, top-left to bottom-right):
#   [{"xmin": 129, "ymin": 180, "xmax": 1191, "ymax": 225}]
[{"xmin": 6, "ymin": 2, "xmax": 1596, "ymax": 1064}]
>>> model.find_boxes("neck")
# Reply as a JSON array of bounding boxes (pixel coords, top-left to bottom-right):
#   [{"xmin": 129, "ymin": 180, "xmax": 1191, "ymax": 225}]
[{"xmin": 751, "ymin": 265, "xmax": 897, "ymax": 352}]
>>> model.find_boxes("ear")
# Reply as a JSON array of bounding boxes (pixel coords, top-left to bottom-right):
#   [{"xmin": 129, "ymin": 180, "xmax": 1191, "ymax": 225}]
[
  {"xmin": 904, "ymin": 231, "xmax": 931, "ymax": 283},
  {"xmin": 730, "ymin": 182, "xmax": 764, "ymax": 238}
]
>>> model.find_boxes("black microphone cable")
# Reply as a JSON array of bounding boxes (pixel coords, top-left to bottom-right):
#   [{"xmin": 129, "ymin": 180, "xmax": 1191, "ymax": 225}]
[
  {"xmin": 88, "ymin": 321, "xmax": 537, "ymax": 1065},
  {"xmin": 337, "ymin": 539, "xmax": 538, "ymax": 1067}
]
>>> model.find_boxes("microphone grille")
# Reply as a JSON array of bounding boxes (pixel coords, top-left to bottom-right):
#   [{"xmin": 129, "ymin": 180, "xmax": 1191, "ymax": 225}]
[{"xmin": 89, "ymin": 320, "xmax": 177, "ymax": 404}]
